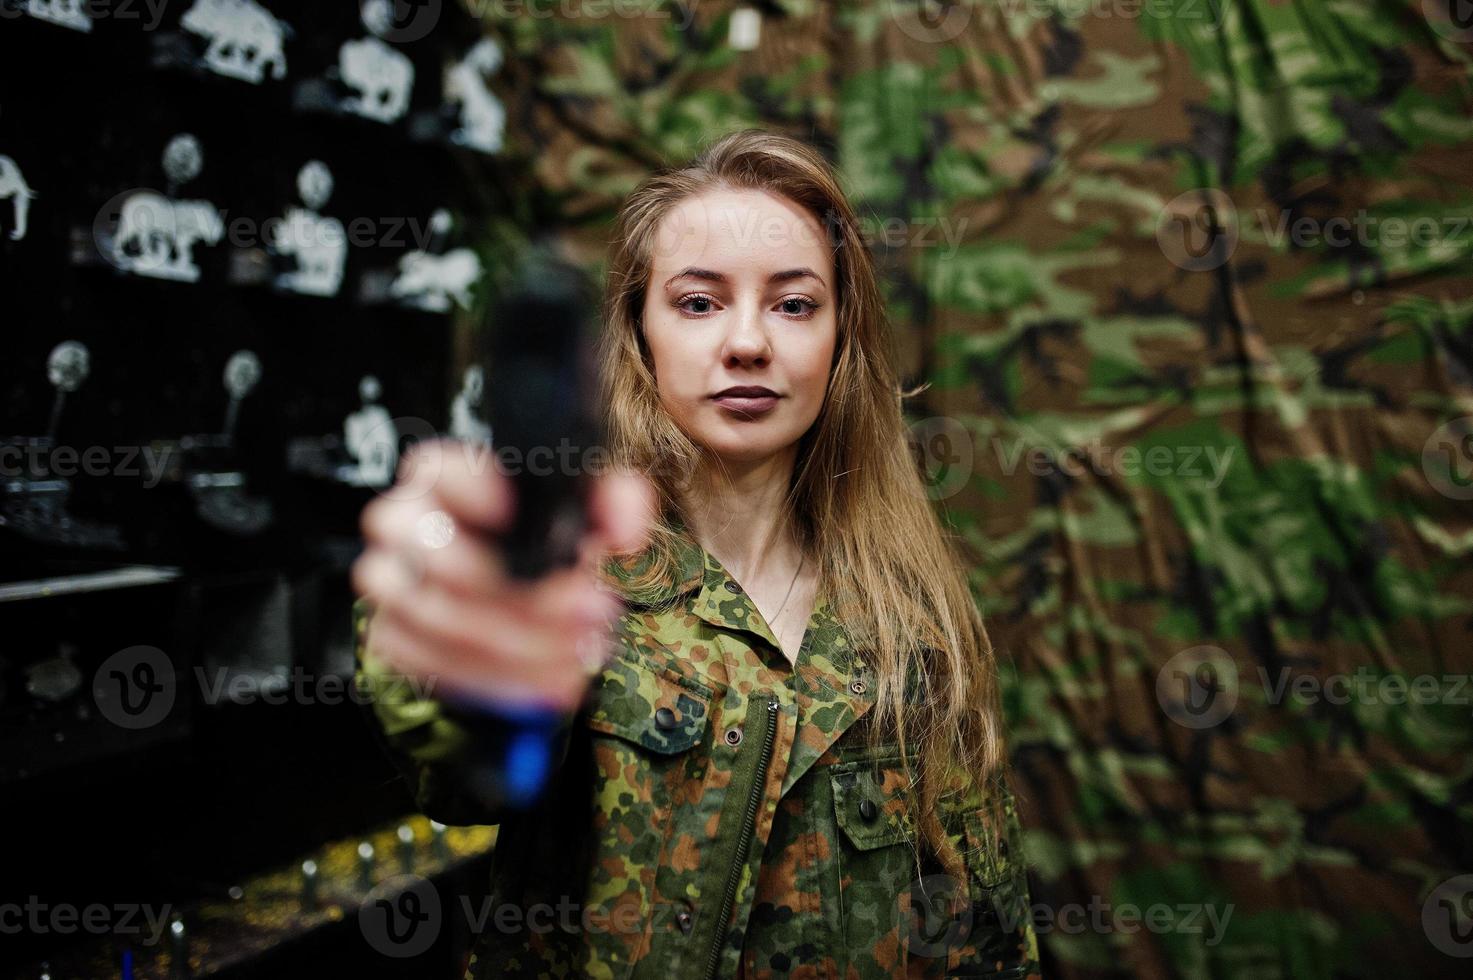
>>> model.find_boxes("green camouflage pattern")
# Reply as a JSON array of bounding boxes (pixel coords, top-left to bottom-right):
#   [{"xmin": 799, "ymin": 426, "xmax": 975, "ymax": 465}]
[
  {"xmin": 446, "ymin": 1, "xmax": 1473, "ymax": 976},
  {"xmin": 353, "ymin": 532, "xmax": 1042, "ymax": 978}
]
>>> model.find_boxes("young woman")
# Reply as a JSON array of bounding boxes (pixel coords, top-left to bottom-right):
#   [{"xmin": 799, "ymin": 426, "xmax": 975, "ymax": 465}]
[{"xmin": 351, "ymin": 129, "xmax": 1041, "ymax": 980}]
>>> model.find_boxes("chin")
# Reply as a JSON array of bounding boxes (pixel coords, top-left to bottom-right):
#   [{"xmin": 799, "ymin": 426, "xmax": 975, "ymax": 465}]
[{"xmin": 693, "ymin": 428, "xmax": 798, "ymax": 466}]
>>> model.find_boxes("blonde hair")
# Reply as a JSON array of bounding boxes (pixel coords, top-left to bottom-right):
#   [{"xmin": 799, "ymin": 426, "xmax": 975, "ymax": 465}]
[{"xmin": 597, "ymin": 128, "xmax": 1007, "ymax": 879}]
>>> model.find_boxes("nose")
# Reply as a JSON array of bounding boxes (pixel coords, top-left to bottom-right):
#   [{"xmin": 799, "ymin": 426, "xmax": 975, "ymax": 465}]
[{"xmin": 721, "ymin": 301, "xmax": 771, "ymax": 369}]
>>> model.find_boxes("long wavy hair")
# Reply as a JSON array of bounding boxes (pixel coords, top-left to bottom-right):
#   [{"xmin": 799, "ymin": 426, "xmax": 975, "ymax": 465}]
[{"xmin": 597, "ymin": 128, "xmax": 1007, "ymax": 879}]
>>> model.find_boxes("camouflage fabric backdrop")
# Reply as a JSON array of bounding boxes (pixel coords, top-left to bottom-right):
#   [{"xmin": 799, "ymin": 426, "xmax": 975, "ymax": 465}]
[{"xmin": 458, "ymin": 1, "xmax": 1473, "ymax": 976}]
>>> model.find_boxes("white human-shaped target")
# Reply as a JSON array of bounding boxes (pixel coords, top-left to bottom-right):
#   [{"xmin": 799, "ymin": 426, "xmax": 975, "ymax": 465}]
[
  {"xmin": 26, "ymin": 0, "xmax": 92, "ymax": 33},
  {"xmin": 449, "ymin": 365, "xmax": 491, "ymax": 446},
  {"xmin": 110, "ymin": 135, "xmax": 223, "ymax": 283},
  {"xmin": 390, "ymin": 210, "xmax": 481, "ymax": 313},
  {"xmin": 273, "ymin": 161, "xmax": 346, "ymax": 297},
  {"xmin": 344, "ymin": 376, "xmax": 397, "ymax": 487},
  {"xmin": 446, "ymin": 38, "xmax": 506, "ymax": 154},
  {"xmin": 181, "ymin": 0, "xmax": 290, "ymax": 85},
  {"xmin": 0, "ymin": 154, "xmax": 35, "ymax": 241},
  {"xmin": 339, "ymin": 0, "xmax": 415, "ymax": 124}
]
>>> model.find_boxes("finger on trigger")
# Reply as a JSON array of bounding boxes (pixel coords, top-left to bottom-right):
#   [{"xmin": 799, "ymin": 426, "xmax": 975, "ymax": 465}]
[
  {"xmin": 591, "ymin": 469, "xmax": 656, "ymax": 555},
  {"xmin": 527, "ymin": 569, "xmax": 622, "ymax": 630},
  {"xmin": 430, "ymin": 443, "xmax": 514, "ymax": 532}
]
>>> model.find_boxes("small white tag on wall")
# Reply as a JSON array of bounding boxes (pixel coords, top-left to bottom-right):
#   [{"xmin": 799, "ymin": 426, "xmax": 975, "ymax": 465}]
[
  {"xmin": 181, "ymin": 0, "xmax": 291, "ymax": 85},
  {"xmin": 0, "ymin": 154, "xmax": 35, "ymax": 241},
  {"xmin": 729, "ymin": 7, "xmax": 762, "ymax": 51}
]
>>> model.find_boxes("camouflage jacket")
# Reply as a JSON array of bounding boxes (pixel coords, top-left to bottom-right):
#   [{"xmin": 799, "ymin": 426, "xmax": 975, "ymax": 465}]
[{"xmin": 352, "ymin": 535, "xmax": 1042, "ymax": 979}]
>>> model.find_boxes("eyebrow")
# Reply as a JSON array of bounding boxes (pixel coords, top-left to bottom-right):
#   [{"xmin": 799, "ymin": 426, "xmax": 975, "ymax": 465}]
[{"xmin": 662, "ymin": 267, "xmax": 826, "ymax": 289}]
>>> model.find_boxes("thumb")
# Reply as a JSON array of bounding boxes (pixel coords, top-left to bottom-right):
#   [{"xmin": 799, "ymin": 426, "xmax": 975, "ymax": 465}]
[{"xmin": 588, "ymin": 468, "xmax": 657, "ymax": 556}]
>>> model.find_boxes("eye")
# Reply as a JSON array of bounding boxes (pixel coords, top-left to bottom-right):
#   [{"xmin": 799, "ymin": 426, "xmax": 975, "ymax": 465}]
[
  {"xmin": 673, "ymin": 292, "xmax": 718, "ymax": 316},
  {"xmin": 778, "ymin": 296, "xmax": 821, "ymax": 319},
  {"xmin": 671, "ymin": 293, "xmax": 823, "ymax": 319}
]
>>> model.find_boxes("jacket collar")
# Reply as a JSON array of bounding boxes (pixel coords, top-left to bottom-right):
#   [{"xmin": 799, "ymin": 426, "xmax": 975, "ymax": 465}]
[
  {"xmin": 598, "ymin": 531, "xmax": 706, "ymax": 607},
  {"xmin": 603, "ymin": 531, "xmax": 827, "ymax": 650}
]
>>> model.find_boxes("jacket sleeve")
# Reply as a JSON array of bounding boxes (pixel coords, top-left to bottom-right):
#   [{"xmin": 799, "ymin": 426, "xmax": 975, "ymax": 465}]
[{"xmin": 351, "ymin": 595, "xmax": 577, "ymax": 826}]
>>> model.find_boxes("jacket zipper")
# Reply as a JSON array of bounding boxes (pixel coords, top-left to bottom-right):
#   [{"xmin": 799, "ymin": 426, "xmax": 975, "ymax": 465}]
[{"xmin": 701, "ymin": 696, "xmax": 779, "ymax": 980}]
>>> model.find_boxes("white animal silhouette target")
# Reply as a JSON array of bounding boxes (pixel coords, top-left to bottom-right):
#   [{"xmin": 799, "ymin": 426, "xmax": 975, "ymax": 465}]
[
  {"xmin": 339, "ymin": 0, "xmax": 415, "ymax": 124},
  {"xmin": 181, "ymin": 0, "xmax": 291, "ymax": 85},
  {"xmin": 26, "ymin": 0, "xmax": 92, "ymax": 33},
  {"xmin": 109, "ymin": 135, "xmax": 223, "ymax": 283},
  {"xmin": 0, "ymin": 155, "xmax": 34, "ymax": 241},
  {"xmin": 389, "ymin": 211, "xmax": 481, "ymax": 313},
  {"xmin": 446, "ymin": 38, "xmax": 506, "ymax": 154}
]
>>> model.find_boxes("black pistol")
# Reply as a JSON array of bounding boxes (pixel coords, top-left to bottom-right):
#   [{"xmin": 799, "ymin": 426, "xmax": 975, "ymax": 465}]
[{"xmin": 440, "ymin": 239, "xmax": 603, "ymax": 808}]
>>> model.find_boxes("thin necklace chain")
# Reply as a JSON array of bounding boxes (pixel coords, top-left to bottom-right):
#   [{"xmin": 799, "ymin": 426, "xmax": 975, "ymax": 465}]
[{"xmin": 768, "ymin": 551, "xmax": 806, "ymax": 627}]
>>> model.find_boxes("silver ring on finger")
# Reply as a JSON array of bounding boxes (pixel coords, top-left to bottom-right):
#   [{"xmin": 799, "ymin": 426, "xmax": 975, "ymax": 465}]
[{"xmin": 415, "ymin": 509, "xmax": 456, "ymax": 550}]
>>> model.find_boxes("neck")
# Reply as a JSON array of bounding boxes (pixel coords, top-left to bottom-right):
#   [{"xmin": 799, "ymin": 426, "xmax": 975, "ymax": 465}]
[{"xmin": 681, "ymin": 446, "xmax": 803, "ymax": 582}]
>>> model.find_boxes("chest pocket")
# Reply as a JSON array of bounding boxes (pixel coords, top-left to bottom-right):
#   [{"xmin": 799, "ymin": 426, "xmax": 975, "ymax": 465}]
[
  {"xmin": 584, "ymin": 653, "xmax": 711, "ymax": 753},
  {"xmin": 829, "ymin": 756, "xmax": 935, "ymax": 972},
  {"xmin": 580, "ymin": 654, "xmax": 712, "ymax": 874},
  {"xmin": 829, "ymin": 759, "xmax": 1036, "ymax": 978},
  {"xmin": 952, "ymin": 788, "xmax": 1034, "ymax": 979}
]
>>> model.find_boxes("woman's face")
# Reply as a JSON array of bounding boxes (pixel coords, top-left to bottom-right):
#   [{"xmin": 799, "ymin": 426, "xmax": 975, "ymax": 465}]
[{"xmin": 642, "ymin": 187, "xmax": 838, "ymax": 469}]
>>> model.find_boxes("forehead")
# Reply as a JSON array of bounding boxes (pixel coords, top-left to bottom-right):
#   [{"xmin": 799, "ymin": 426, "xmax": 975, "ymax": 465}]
[{"xmin": 649, "ymin": 187, "xmax": 834, "ymax": 282}]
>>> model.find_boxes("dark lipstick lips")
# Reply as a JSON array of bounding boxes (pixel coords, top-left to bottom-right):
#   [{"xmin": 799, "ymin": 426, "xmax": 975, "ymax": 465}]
[{"xmin": 712, "ymin": 386, "xmax": 778, "ymax": 398}]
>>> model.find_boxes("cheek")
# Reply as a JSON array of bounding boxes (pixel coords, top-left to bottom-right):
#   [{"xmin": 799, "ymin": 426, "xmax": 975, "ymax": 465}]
[
  {"xmin": 796, "ymin": 334, "xmax": 837, "ymax": 403},
  {"xmin": 645, "ymin": 326, "xmax": 701, "ymax": 415}
]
